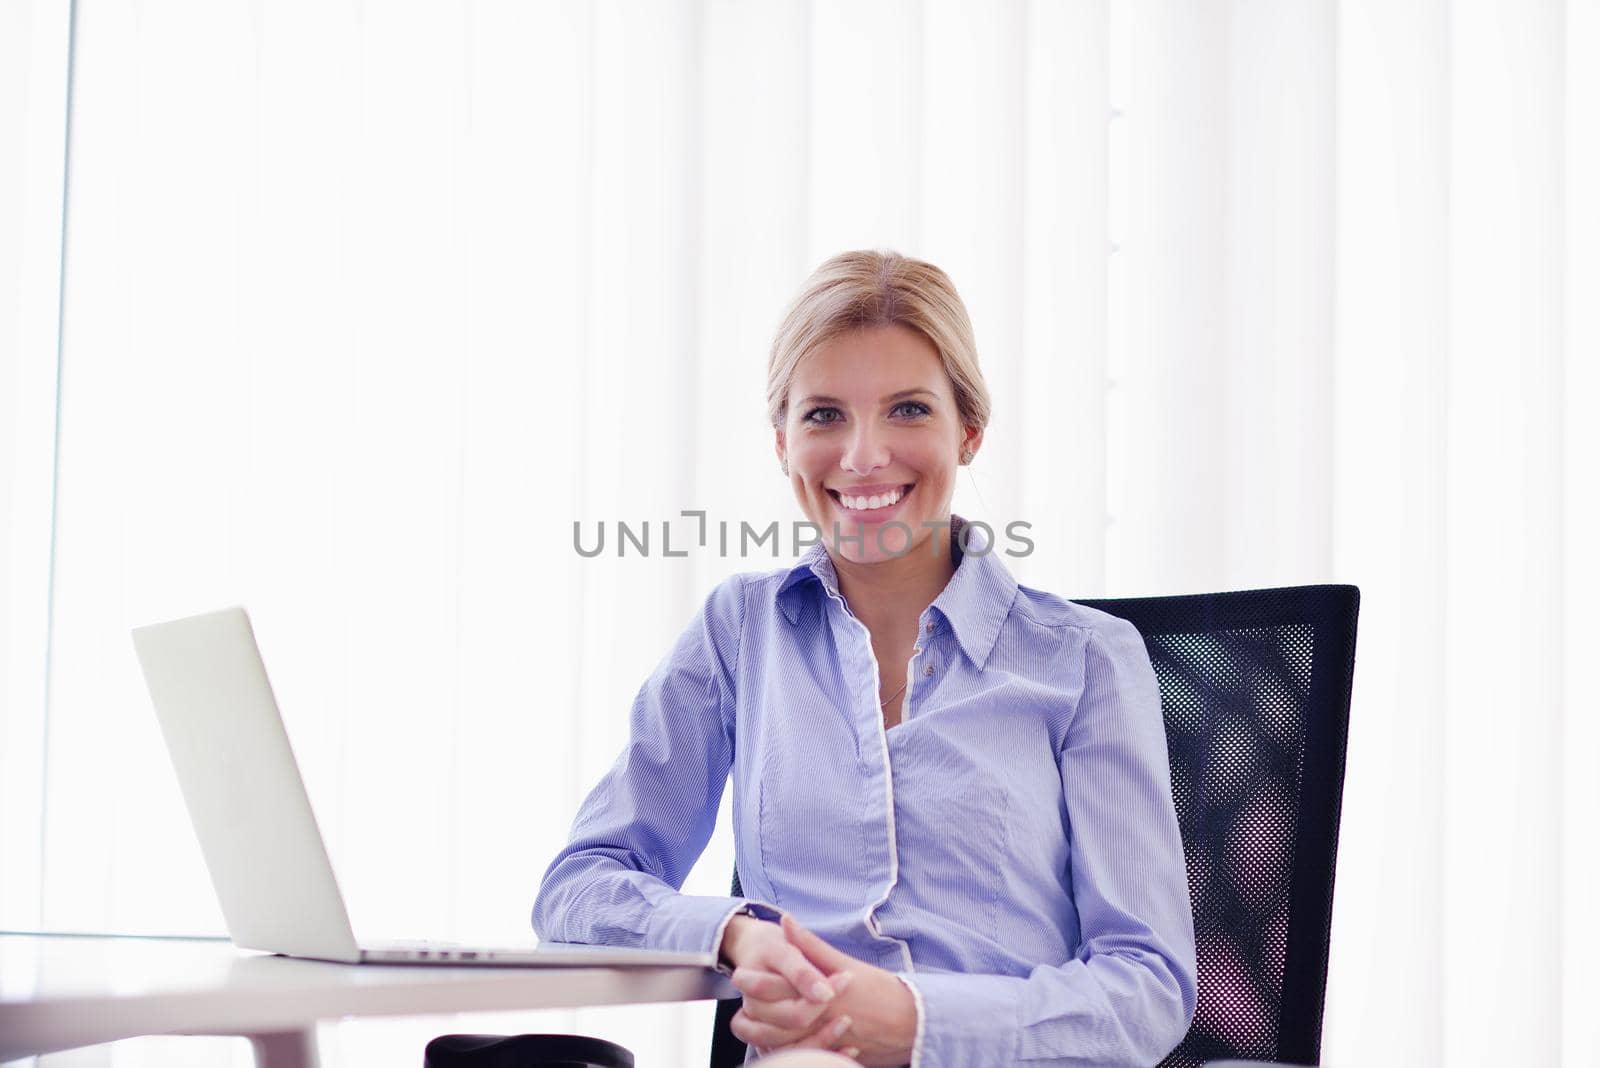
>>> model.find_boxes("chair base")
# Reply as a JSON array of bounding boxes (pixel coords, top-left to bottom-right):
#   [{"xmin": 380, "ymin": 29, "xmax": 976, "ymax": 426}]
[{"xmin": 423, "ymin": 1033, "xmax": 635, "ymax": 1068}]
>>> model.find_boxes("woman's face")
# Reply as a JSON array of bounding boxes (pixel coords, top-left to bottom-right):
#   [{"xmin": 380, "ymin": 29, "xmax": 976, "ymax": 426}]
[{"xmin": 776, "ymin": 323, "xmax": 979, "ymax": 566}]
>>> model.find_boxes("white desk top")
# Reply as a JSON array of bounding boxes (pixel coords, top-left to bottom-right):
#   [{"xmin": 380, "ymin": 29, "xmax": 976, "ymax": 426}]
[{"xmin": 0, "ymin": 933, "xmax": 730, "ymax": 1063}]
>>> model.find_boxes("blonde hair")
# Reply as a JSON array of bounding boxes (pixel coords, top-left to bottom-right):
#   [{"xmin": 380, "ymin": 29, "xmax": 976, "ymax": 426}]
[{"xmin": 766, "ymin": 250, "xmax": 991, "ymax": 433}]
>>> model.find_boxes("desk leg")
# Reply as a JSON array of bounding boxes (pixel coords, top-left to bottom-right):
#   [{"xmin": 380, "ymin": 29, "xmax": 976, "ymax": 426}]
[{"xmin": 247, "ymin": 1029, "xmax": 320, "ymax": 1068}]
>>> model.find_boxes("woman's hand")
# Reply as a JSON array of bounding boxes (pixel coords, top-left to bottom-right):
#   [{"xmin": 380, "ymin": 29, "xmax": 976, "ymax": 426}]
[
  {"xmin": 730, "ymin": 914, "xmax": 918, "ymax": 1067},
  {"xmin": 720, "ymin": 911, "xmax": 851, "ymax": 1054}
]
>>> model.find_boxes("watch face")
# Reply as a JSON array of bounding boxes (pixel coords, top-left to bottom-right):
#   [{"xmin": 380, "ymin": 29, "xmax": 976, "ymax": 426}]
[{"xmin": 742, "ymin": 902, "xmax": 783, "ymax": 923}]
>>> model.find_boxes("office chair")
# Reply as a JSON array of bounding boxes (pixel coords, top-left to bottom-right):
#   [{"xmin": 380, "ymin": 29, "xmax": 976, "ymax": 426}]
[
  {"xmin": 423, "ymin": 1034, "xmax": 633, "ymax": 1068},
  {"xmin": 433, "ymin": 583, "xmax": 1359, "ymax": 1068}
]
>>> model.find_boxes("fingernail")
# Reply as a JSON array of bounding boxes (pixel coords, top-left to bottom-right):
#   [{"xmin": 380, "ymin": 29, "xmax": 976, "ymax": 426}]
[
  {"xmin": 841, "ymin": 1048, "xmax": 861, "ymax": 1061},
  {"xmin": 811, "ymin": 980, "xmax": 834, "ymax": 1002},
  {"xmin": 833, "ymin": 1015, "xmax": 853, "ymax": 1038},
  {"xmin": 831, "ymin": 971, "xmax": 855, "ymax": 993}
]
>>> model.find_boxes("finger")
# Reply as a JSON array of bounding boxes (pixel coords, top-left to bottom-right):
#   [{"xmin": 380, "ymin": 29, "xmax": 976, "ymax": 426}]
[
  {"xmin": 761, "ymin": 940, "xmax": 834, "ymax": 1004},
  {"xmin": 735, "ymin": 971, "xmax": 854, "ymax": 1032},
  {"xmin": 737, "ymin": 992, "xmax": 832, "ymax": 1032},
  {"xmin": 782, "ymin": 912, "xmax": 854, "ymax": 972},
  {"xmin": 729, "ymin": 966, "xmax": 800, "ymax": 1002},
  {"xmin": 742, "ymin": 966, "xmax": 852, "ymax": 1002},
  {"xmin": 729, "ymin": 964, "xmax": 795, "ymax": 996},
  {"xmin": 840, "ymin": 1047, "xmax": 861, "ymax": 1061},
  {"xmin": 730, "ymin": 1007, "xmax": 833, "ymax": 1052},
  {"xmin": 780, "ymin": 1013, "xmax": 855, "ymax": 1052},
  {"xmin": 749, "ymin": 1014, "xmax": 854, "ymax": 1058},
  {"xmin": 727, "ymin": 1007, "xmax": 781, "ymax": 1051}
]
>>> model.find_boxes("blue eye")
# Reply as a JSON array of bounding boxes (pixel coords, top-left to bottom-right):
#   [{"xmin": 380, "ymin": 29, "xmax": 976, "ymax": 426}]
[
  {"xmin": 804, "ymin": 407, "xmax": 842, "ymax": 425},
  {"xmin": 891, "ymin": 401, "xmax": 931, "ymax": 418}
]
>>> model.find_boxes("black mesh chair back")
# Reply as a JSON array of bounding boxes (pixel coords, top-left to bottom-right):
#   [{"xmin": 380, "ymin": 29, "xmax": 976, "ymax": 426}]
[
  {"xmin": 711, "ymin": 584, "xmax": 1358, "ymax": 1068},
  {"xmin": 1078, "ymin": 584, "xmax": 1357, "ymax": 1066}
]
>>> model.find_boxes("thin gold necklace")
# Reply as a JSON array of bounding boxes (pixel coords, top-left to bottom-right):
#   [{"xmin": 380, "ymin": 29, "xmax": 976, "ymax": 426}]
[{"xmin": 879, "ymin": 680, "xmax": 908, "ymax": 709}]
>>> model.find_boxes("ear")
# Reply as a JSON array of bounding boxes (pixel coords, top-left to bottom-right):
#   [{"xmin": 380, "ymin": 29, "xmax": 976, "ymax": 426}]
[
  {"xmin": 774, "ymin": 426, "xmax": 787, "ymax": 467},
  {"xmin": 962, "ymin": 425, "xmax": 984, "ymax": 460}
]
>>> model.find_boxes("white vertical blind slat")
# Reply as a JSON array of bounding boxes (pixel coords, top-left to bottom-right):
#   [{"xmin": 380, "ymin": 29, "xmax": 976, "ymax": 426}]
[
  {"xmin": 0, "ymin": 0, "xmax": 71, "ymax": 935},
  {"xmin": 1328, "ymin": 0, "xmax": 1451, "ymax": 1062},
  {"xmin": 1442, "ymin": 2, "xmax": 1565, "ymax": 1063},
  {"xmin": 1221, "ymin": 0, "xmax": 1335, "ymax": 586},
  {"xmin": 808, "ymin": 0, "xmax": 922, "ymax": 259},
  {"xmin": 1109, "ymin": 0, "xmax": 1231, "ymax": 594},
  {"xmin": 919, "ymin": 0, "xmax": 1027, "ymax": 536},
  {"xmin": 1018, "ymin": 0, "xmax": 1109, "ymax": 597},
  {"xmin": 1561, "ymin": 5, "xmax": 1600, "ymax": 1062}
]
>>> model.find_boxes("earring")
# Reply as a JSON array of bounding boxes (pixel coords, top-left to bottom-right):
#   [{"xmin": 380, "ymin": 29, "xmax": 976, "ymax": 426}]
[
  {"xmin": 960, "ymin": 447, "xmax": 975, "ymax": 465},
  {"xmin": 780, "ymin": 459, "xmax": 789, "ymax": 476}
]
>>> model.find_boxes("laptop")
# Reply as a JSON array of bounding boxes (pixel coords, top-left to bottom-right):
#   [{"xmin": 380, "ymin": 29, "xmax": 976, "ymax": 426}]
[{"xmin": 131, "ymin": 605, "xmax": 713, "ymax": 969}]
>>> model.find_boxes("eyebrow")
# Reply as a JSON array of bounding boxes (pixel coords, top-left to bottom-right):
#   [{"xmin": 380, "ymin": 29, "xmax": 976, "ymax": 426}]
[{"xmin": 796, "ymin": 389, "xmax": 938, "ymax": 408}]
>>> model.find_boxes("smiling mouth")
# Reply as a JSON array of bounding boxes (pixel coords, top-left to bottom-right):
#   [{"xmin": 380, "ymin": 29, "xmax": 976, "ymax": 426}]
[{"xmin": 826, "ymin": 483, "xmax": 915, "ymax": 514}]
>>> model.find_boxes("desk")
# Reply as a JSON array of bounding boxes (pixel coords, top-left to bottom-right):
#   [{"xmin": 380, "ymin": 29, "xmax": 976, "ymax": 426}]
[{"xmin": 0, "ymin": 934, "xmax": 731, "ymax": 1067}]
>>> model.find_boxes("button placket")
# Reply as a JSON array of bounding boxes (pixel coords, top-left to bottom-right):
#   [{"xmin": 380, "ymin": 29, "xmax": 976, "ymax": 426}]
[
  {"xmin": 904, "ymin": 616, "xmax": 941, "ymax": 718},
  {"xmin": 826, "ymin": 590, "xmax": 879, "ymax": 727},
  {"xmin": 921, "ymin": 619, "xmax": 941, "ymax": 682},
  {"xmin": 824, "ymin": 586, "xmax": 913, "ymax": 969}
]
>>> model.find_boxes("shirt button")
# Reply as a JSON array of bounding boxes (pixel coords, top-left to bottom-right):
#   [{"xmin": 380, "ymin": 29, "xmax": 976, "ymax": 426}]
[
  {"xmin": 925, "ymin": 621, "xmax": 936, "ymax": 634},
  {"xmin": 923, "ymin": 663, "xmax": 936, "ymax": 677}
]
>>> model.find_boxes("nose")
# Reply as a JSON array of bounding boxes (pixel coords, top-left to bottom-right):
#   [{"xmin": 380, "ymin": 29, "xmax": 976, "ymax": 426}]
[{"xmin": 839, "ymin": 420, "xmax": 890, "ymax": 476}]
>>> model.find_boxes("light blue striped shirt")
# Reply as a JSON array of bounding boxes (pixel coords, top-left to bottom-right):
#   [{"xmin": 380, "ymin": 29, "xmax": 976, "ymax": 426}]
[{"xmin": 533, "ymin": 520, "xmax": 1198, "ymax": 1066}]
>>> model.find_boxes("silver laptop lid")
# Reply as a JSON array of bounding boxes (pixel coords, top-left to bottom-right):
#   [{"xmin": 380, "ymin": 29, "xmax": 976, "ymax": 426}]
[{"xmin": 132, "ymin": 607, "xmax": 361, "ymax": 963}]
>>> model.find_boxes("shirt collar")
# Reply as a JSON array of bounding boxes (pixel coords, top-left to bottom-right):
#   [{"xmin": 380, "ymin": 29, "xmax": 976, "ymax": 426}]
[
  {"xmin": 775, "ymin": 540, "xmax": 840, "ymax": 619},
  {"xmin": 775, "ymin": 515, "xmax": 1019, "ymax": 670}
]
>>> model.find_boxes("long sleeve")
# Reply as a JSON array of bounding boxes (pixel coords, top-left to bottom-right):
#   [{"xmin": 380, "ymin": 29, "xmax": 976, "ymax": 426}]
[
  {"xmin": 901, "ymin": 616, "xmax": 1198, "ymax": 1066},
  {"xmin": 531, "ymin": 575, "xmax": 765, "ymax": 957}
]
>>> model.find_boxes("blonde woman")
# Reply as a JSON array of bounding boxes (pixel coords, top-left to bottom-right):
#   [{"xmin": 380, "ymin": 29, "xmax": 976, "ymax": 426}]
[{"xmin": 533, "ymin": 251, "xmax": 1197, "ymax": 1066}]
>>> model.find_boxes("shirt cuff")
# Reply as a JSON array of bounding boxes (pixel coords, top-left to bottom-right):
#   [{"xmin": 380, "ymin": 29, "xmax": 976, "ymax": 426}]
[
  {"xmin": 896, "ymin": 972, "xmax": 1024, "ymax": 1067},
  {"xmin": 643, "ymin": 893, "xmax": 781, "ymax": 958},
  {"xmin": 894, "ymin": 974, "xmax": 926, "ymax": 1067}
]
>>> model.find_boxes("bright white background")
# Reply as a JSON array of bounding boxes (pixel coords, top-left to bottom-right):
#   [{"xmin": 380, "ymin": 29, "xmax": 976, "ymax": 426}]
[{"xmin": 2, "ymin": 1, "xmax": 1596, "ymax": 1065}]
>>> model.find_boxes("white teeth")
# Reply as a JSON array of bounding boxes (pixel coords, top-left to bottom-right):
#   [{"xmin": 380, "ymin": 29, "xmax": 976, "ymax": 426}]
[{"xmin": 838, "ymin": 487, "xmax": 905, "ymax": 511}]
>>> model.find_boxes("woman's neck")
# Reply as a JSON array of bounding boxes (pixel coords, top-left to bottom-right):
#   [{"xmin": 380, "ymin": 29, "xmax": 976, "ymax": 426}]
[{"xmin": 830, "ymin": 533, "xmax": 960, "ymax": 636}]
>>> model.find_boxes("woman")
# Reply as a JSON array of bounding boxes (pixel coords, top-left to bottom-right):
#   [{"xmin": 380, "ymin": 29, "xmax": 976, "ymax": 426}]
[{"xmin": 533, "ymin": 251, "xmax": 1197, "ymax": 1066}]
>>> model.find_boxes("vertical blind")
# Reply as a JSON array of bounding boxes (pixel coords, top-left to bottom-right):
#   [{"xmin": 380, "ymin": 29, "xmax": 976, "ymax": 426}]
[{"xmin": 2, "ymin": 1, "xmax": 1595, "ymax": 1065}]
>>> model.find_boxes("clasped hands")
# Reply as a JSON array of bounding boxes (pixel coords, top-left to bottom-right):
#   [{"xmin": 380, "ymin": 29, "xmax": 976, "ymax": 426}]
[{"xmin": 720, "ymin": 911, "xmax": 916, "ymax": 1066}]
